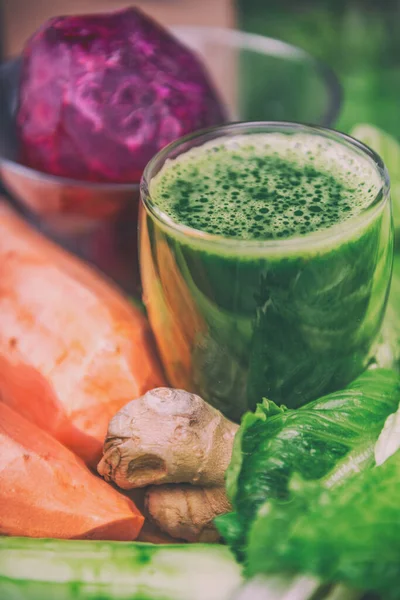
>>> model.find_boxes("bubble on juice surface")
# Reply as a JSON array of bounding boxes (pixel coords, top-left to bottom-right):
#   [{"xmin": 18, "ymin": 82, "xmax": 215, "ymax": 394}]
[{"xmin": 150, "ymin": 132, "xmax": 383, "ymax": 241}]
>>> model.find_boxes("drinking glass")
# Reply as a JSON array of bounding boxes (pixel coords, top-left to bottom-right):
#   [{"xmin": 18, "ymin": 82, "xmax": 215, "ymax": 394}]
[{"xmin": 139, "ymin": 121, "xmax": 392, "ymax": 421}]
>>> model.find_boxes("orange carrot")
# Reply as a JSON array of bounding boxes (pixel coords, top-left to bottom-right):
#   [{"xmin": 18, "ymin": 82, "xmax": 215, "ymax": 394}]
[
  {"xmin": 0, "ymin": 200, "xmax": 166, "ymax": 467},
  {"xmin": 0, "ymin": 402, "xmax": 144, "ymax": 540}
]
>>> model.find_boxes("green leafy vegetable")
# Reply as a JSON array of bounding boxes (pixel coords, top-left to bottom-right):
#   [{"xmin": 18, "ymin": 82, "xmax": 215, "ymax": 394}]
[
  {"xmin": 375, "ymin": 402, "xmax": 400, "ymax": 466},
  {"xmin": 0, "ymin": 538, "xmax": 242, "ymax": 600},
  {"xmin": 350, "ymin": 124, "xmax": 400, "ymax": 230},
  {"xmin": 231, "ymin": 575, "xmax": 324, "ymax": 600},
  {"xmin": 232, "ymin": 576, "xmax": 360, "ymax": 600},
  {"xmin": 348, "ymin": 125, "xmax": 400, "ymax": 372},
  {"xmin": 216, "ymin": 369, "xmax": 400, "ymax": 559},
  {"xmin": 246, "ymin": 449, "xmax": 400, "ymax": 599},
  {"xmin": 375, "ymin": 251, "xmax": 400, "ymax": 370}
]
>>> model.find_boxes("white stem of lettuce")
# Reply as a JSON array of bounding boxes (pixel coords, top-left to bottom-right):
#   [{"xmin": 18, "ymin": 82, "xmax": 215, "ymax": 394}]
[
  {"xmin": 232, "ymin": 576, "xmax": 361, "ymax": 600},
  {"xmin": 375, "ymin": 402, "xmax": 400, "ymax": 466}
]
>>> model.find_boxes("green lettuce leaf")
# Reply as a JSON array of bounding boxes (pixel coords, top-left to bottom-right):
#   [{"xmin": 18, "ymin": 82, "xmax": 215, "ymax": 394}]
[
  {"xmin": 247, "ymin": 448, "xmax": 400, "ymax": 599},
  {"xmin": 375, "ymin": 403, "xmax": 400, "ymax": 466},
  {"xmin": 216, "ymin": 369, "xmax": 400, "ymax": 559},
  {"xmin": 375, "ymin": 251, "xmax": 400, "ymax": 370},
  {"xmin": 232, "ymin": 576, "xmax": 360, "ymax": 600},
  {"xmin": 350, "ymin": 125, "xmax": 400, "ymax": 371},
  {"xmin": 350, "ymin": 124, "xmax": 400, "ymax": 229}
]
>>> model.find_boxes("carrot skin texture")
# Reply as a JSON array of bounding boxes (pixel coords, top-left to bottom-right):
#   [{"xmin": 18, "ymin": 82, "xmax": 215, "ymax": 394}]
[
  {"xmin": 0, "ymin": 402, "xmax": 144, "ymax": 540},
  {"xmin": 0, "ymin": 200, "xmax": 166, "ymax": 466}
]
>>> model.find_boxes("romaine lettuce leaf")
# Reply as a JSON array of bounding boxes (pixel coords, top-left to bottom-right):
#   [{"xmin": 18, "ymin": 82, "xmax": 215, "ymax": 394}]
[
  {"xmin": 350, "ymin": 126, "xmax": 400, "ymax": 372},
  {"xmin": 232, "ymin": 576, "xmax": 360, "ymax": 600},
  {"xmin": 246, "ymin": 447, "xmax": 400, "ymax": 599},
  {"xmin": 375, "ymin": 251, "xmax": 400, "ymax": 370},
  {"xmin": 216, "ymin": 369, "xmax": 400, "ymax": 559},
  {"xmin": 350, "ymin": 124, "xmax": 400, "ymax": 230},
  {"xmin": 375, "ymin": 405, "xmax": 400, "ymax": 466}
]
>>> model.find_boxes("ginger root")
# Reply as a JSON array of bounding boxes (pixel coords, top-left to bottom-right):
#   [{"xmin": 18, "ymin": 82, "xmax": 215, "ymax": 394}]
[
  {"xmin": 97, "ymin": 387, "xmax": 239, "ymax": 542},
  {"xmin": 97, "ymin": 387, "xmax": 238, "ymax": 490},
  {"xmin": 145, "ymin": 484, "xmax": 232, "ymax": 543}
]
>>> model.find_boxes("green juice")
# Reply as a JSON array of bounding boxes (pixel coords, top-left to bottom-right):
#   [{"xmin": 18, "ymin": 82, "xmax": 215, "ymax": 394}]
[{"xmin": 140, "ymin": 125, "xmax": 392, "ymax": 420}]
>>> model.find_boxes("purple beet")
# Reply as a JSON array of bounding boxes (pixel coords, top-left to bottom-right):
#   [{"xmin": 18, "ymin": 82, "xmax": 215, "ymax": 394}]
[{"xmin": 17, "ymin": 7, "xmax": 226, "ymax": 183}]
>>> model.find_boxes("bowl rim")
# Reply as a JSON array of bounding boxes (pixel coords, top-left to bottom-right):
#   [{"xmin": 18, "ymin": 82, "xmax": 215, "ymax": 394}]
[
  {"xmin": 0, "ymin": 25, "xmax": 342, "ymax": 190},
  {"xmin": 172, "ymin": 25, "xmax": 343, "ymax": 129}
]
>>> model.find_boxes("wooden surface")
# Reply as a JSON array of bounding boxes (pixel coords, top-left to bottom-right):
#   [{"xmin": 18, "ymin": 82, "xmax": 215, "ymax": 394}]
[
  {"xmin": 0, "ymin": 0, "xmax": 236, "ymax": 58},
  {"xmin": 0, "ymin": 0, "xmax": 238, "ymax": 122}
]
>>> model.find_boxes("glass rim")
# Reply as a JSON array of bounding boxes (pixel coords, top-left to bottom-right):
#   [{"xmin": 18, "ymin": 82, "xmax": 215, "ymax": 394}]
[
  {"xmin": 140, "ymin": 120, "xmax": 391, "ymax": 254},
  {"xmin": 170, "ymin": 26, "xmax": 343, "ymax": 128}
]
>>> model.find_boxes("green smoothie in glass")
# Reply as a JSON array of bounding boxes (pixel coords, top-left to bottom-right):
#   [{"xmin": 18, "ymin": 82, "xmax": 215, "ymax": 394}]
[{"xmin": 139, "ymin": 122, "xmax": 392, "ymax": 421}]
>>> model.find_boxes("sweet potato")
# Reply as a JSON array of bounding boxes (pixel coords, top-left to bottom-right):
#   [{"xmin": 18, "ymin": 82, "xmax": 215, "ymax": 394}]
[
  {"xmin": 0, "ymin": 402, "xmax": 144, "ymax": 540},
  {"xmin": 0, "ymin": 199, "xmax": 165, "ymax": 467}
]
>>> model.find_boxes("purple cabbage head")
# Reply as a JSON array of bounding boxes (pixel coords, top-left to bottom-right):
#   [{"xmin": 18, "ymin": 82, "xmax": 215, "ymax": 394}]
[{"xmin": 17, "ymin": 7, "xmax": 227, "ymax": 183}]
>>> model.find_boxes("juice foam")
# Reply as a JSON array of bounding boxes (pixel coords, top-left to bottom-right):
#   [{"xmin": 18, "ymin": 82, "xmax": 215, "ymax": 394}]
[{"xmin": 150, "ymin": 132, "xmax": 382, "ymax": 241}]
